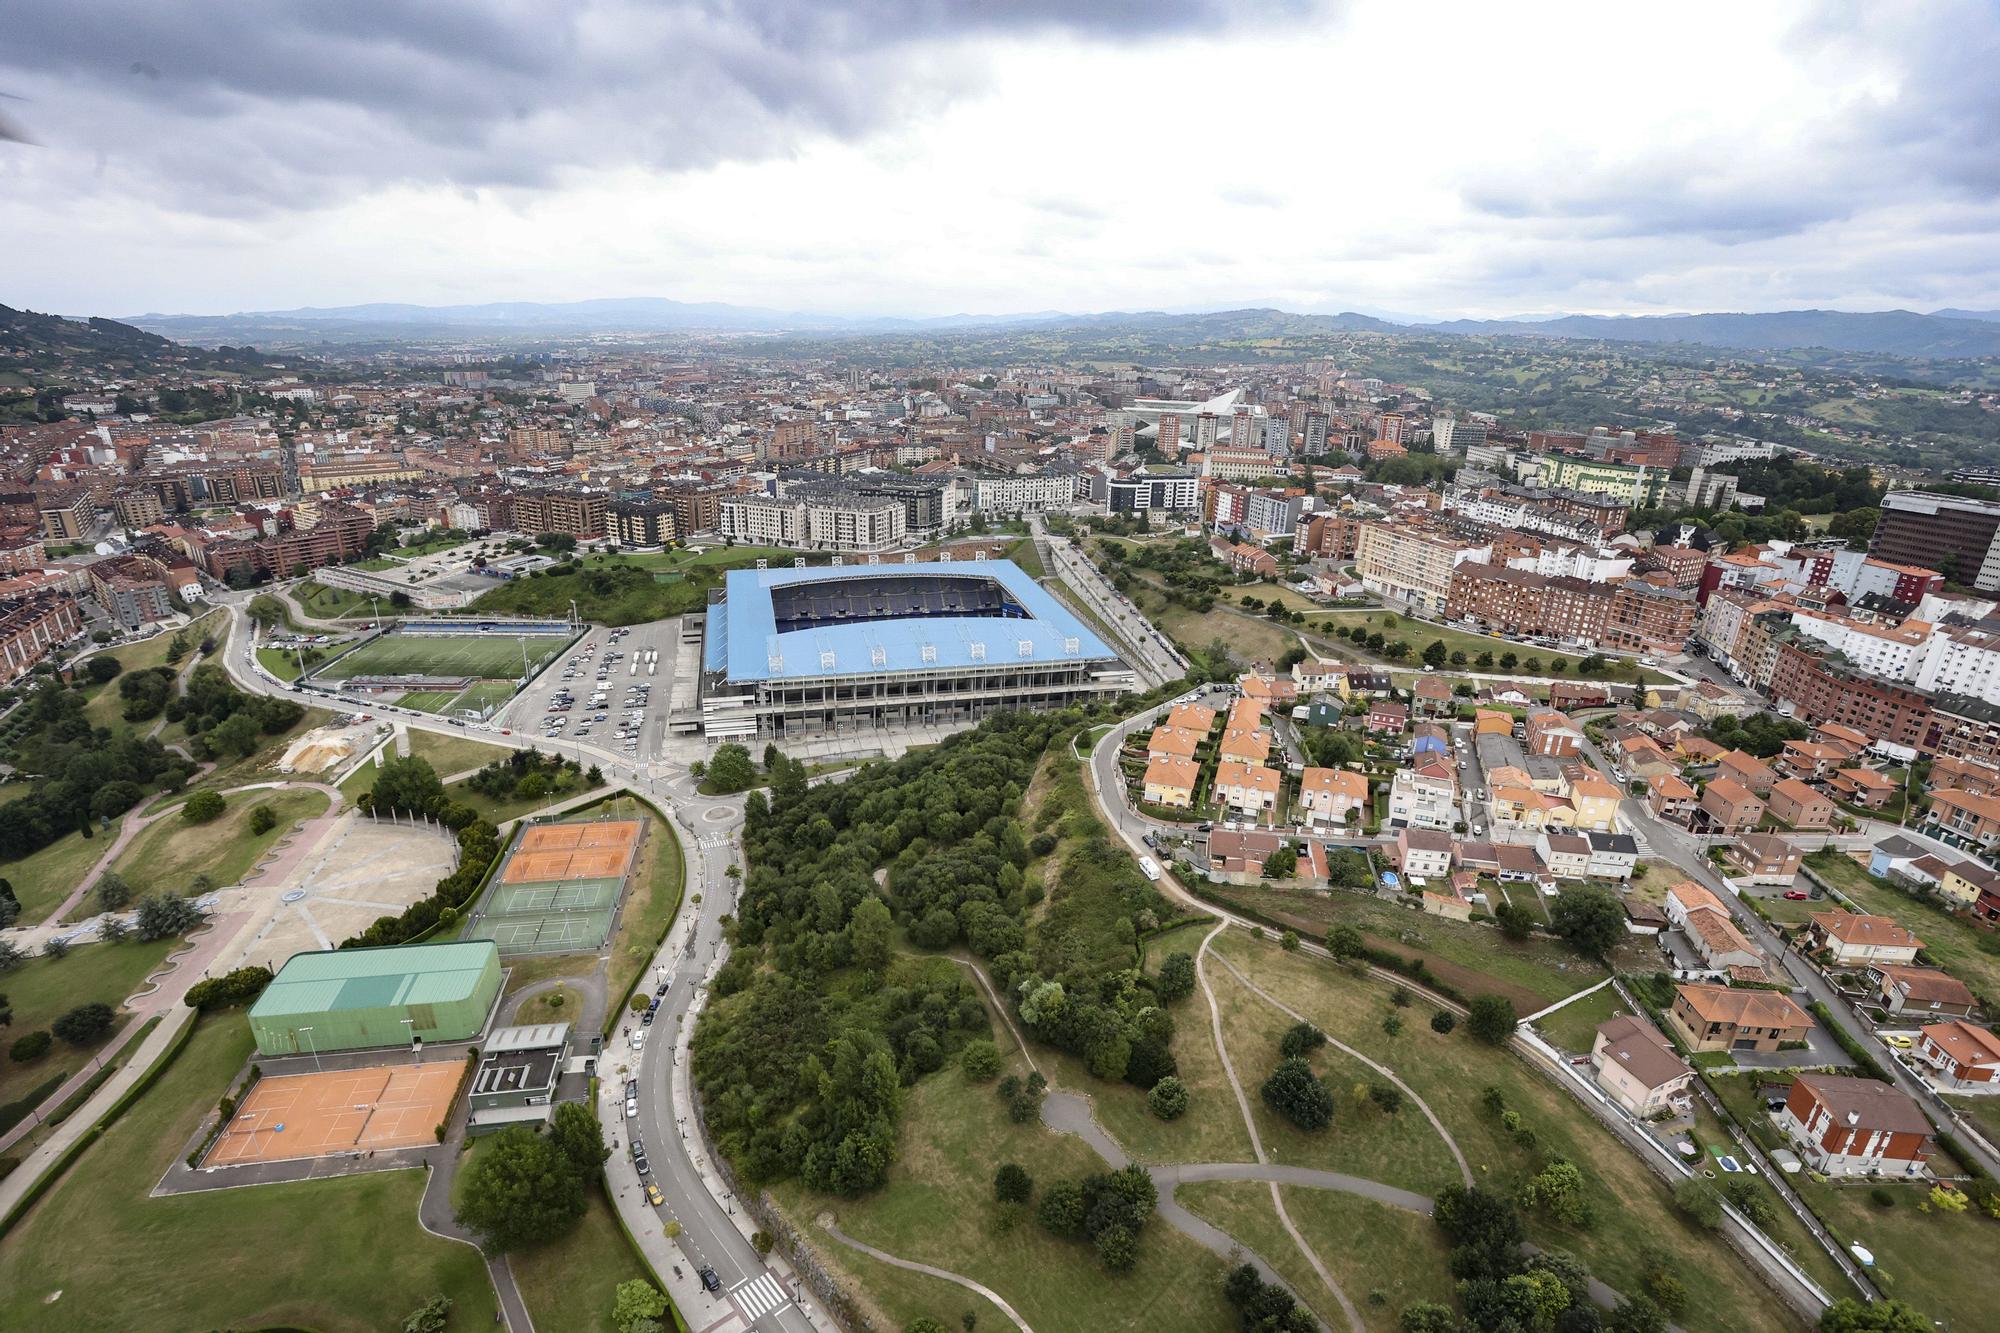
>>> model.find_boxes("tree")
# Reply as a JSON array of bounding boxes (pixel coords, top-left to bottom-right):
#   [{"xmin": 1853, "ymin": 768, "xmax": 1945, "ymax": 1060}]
[
  {"xmin": 1467, "ymin": 994, "xmax": 1517, "ymax": 1044},
  {"xmin": 1430, "ymin": 1010, "xmax": 1456, "ymax": 1034},
  {"xmin": 372, "ymin": 757, "xmax": 446, "ymax": 817},
  {"xmin": 134, "ymin": 893, "xmax": 202, "ymax": 941},
  {"xmin": 1325, "ymin": 923, "xmax": 1365, "ymax": 960},
  {"xmin": 548, "ymin": 1101, "xmax": 608, "ymax": 1178},
  {"xmin": 208, "ymin": 711, "xmax": 261, "ymax": 757},
  {"xmin": 1423, "ymin": 640, "xmax": 1449, "ymax": 668},
  {"xmin": 994, "ymin": 1162, "xmax": 1033, "ymax": 1203},
  {"xmin": 248, "ymin": 804, "xmax": 278, "ymax": 835},
  {"xmin": 1279, "ymin": 1021, "xmax": 1327, "ymax": 1059},
  {"xmin": 182, "ymin": 789, "xmax": 226, "ymax": 823},
  {"xmin": 960, "ymin": 1039, "xmax": 1001, "ymax": 1082},
  {"xmin": 1549, "ymin": 885, "xmax": 1624, "ymax": 958},
  {"xmin": 1260, "ymin": 1057, "xmax": 1334, "ymax": 1131},
  {"xmin": 401, "ymin": 1294, "xmax": 452, "ymax": 1333},
  {"xmin": 94, "ymin": 871, "xmax": 133, "ymax": 912},
  {"xmin": 1038, "ymin": 1180, "xmax": 1086, "ymax": 1236},
  {"xmin": 905, "ymin": 1321, "xmax": 950, "ymax": 1333},
  {"xmin": 848, "ymin": 895, "xmax": 893, "ymax": 972},
  {"xmin": 1156, "ymin": 951, "xmax": 1196, "ymax": 1002},
  {"xmin": 85, "ymin": 655, "xmax": 122, "ymax": 685},
  {"xmin": 1523, "ymin": 1157, "xmax": 1591, "ymax": 1226},
  {"xmin": 1673, "ymin": 1177, "xmax": 1723, "ymax": 1230},
  {"xmin": 42, "ymin": 936, "xmax": 68, "ymax": 960},
  {"xmin": 454, "ymin": 1125, "xmax": 588, "ymax": 1250},
  {"xmin": 610, "ymin": 1280, "xmax": 668, "ymax": 1333},
  {"xmin": 53, "ymin": 1001, "xmax": 114, "ymax": 1044},
  {"xmin": 1495, "ymin": 900, "xmax": 1534, "ymax": 941},
  {"xmin": 0, "ymin": 939, "xmax": 17, "ymax": 973},
  {"xmin": 1148, "ymin": 1075, "xmax": 1189, "ymax": 1120},
  {"xmin": 1262, "ymin": 845, "xmax": 1298, "ymax": 878},
  {"xmin": 706, "ymin": 743, "xmax": 757, "ymax": 794},
  {"xmin": 1817, "ymin": 1297, "xmax": 1933, "ymax": 1333},
  {"xmin": 1093, "ymin": 1223, "xmax": 1137, "ymax": 1272},
  {"xmin": 1400, "ymin": 1302, "xmax": 1458, "ymax": 1333},
  {"xmin": 1605, "ymin": 1295, "xmax": 1669, "ymax": 1333}
]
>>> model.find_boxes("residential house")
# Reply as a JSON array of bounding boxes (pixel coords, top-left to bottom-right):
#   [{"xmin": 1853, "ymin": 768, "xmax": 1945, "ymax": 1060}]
[
  {"xmin": 1292, "ymin": 658, "xmax": 1349, "ymax": 697},
  {"xmin": 1412, "ymin": 675, "xmax": 1455, "ymax": 715},
  {"xmin": 1205, "ymin": 828, "xmax": 1288, "ymax": 880},
  {"xmin": 1218, "ymin": 725, "xmax": 1273, "ymax": 766},
  {"xmin": 1647, "ymin": 773, "xmax": 1698, "ymax": 824},
  {"xmin": 1412, "ymin": 721, "xmax": 1452, "ymax": 759},
  {"xmin": 1484, "ymin": 681, "xmax": 1536, "ymax": 707},
  {"xmin": 1525, "ymin": 709, "xmax": 1583, "ymax": 758},
  {"xmin": 1212, "ymin": 761, "xmax": 1282, "ymax": 821},
  {"xmin": 1873, "ymin": 965, "xmax": 1978, "ymax": 1019},
  {"xmin": 1142, "ymin": 755, "xmax": 1199, "ymax": 809},
  {"xmin": 1491, "ymin": 784, "xmax": 1575, "ymax": 831},
  {"xmin": 1915, "ymin": 1021, "xmax": 2000, "ymax": 1088},
  {"xmin": 1868, "ymin": 834, "xmax": 1933, "ymax": 883},
  {"xmin": 1812, "ymin": 721, "xmax": 1872, "ymax": 755},
  {"xmin": 1146, "ymin": 725, "xmax": 1204, "ymax": 762},
  {"xmin": 1717, "ymin": 749, "xmax": 1778, "ymax": 797},
  {"xmin": 1777, "ymin": 740, "xmax": 1849, "ymax": 784},
  {"xmin": 1721, "ymin": 832, "xmax": 1803, "ymax": 886},
  {"xmin": 1298, "ymin": 767, "xmax": 1369, "ymax": 831},
  {"xmin": 1940, "ymin": 859, "xmax": 2000, "ymax": 911},
  {"xmin": 1697, "ymin": 777, "xmax": 1764, "ymax": 834},
  {"xmin": 1165, "ymin": 701, "xmax": 1218, "ymax": 734},
  {"xmin": 1590, "ymin": 1015, "xmax": 1695, "ymax": 1118},
  {"xmin": 1768, "ymin": 778, "xmax": 1835, "ymax": 831},
  {"xmin": 1549, "ymin": 681, "xmax": 1616, "ymax": 710},
  {"xmin": 1677, "ymin": 735, "xmax": 1728, "ymax": 766},
  {"xmin": 1929, "ymin": 754, "xmax": 2000, "ymax": 799},
  {"xmin": 1777, "ymin": 1074, "xmax": 1934, "ymax": 1177},
  {"xmin": 1474, "ymin": 709, "xmax": 1514, "ymax": 738},
  {"xmin": 1397, "ymin": 827, "xmax": 1455, "ymax": 880},
  {"xmin": 1567, "ymin": 771, "xmax": 1623, "ymax": 832},
  {"xmin": 1667, "ymin": 983, "xmax": 1812, "ymax": 1053},
  {"xmin": 1924, "ymin": 787, "xmax": 2000, "ymax": 851},
  {"xmin": 1421, "ymin": 888, "xmax": 1473, "ymax": 922},
  {"xmin": 1535, "ymin": 831, "xmax": 1591, "ymax": 880},
  {"xmin": 1665, "ymin": 882, "xmax": 1763, "ymax": 971},
  {"xmin": 1827, "ymin": 767, "xmax": 1897, "ymax": 810},
  {"xmin": 1387, "ymin": 763, "xmax": 1457, "ymax": 831},
  {"xmin": 1368, "ymin": 699, "xmax": 1409, "ymax": 734},
  {"xmin": 1495, "ymin": 843, "xmax": 1546, "ymax": 884},
  {"xmin": 1615, "ymin": 735, "xmax": 1679, "ymax": 784},
  {"xmin": 1585, "ymin": 831, "xmax": 1639, "ymax": 880},
  {"xmin": 1806, "ymin": 911, "xmax": 1923, "ymax": 967}
]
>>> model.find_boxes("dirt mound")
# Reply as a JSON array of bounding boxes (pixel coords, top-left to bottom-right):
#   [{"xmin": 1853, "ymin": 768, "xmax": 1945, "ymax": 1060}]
[{"xmin": 278, "ymin": 725, "xmax": 367, "ymax": 773}]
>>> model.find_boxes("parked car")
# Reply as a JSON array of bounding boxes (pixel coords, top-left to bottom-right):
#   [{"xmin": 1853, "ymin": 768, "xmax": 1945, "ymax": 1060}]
[
  {"xmin": 1783, "ymin": 890, "xmax": 1810, "ymax": 901},
  {"xmin": 699, "ymin": 1268, "xmax": 722, "ymax": 1293},
  {"xmin": 645, "ymin": 1182, "xmax": 664, "ymax": 1207},
  {"xmin": 625, "ymin": 1095, "xmax": 639, "ymax": 1118}
]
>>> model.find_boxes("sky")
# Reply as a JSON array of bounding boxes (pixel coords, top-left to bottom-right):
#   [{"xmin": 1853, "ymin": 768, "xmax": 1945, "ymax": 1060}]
[{"xmin": 3, "ymin": 0, "xmax": 1998, "ymax": 321}]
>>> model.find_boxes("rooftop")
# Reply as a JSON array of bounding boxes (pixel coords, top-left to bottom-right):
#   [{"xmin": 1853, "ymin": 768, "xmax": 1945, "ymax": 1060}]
[{"xmin": 249, "ymin": 941, "xmax": 498, "ymax": 1021}]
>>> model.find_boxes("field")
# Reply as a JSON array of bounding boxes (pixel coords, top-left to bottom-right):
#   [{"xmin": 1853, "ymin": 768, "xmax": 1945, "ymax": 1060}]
[
  {"xmin": 0, "ymin": 1017, "xmax": 499, "ymax": 1331},
  {"xmin": 2, "ymin": 825, "xmax": 107, "ymax": 925},
  {"xmin": 1197, "ymin": 882, "xmax": 1608, "ymax": 1011},
  {"xmin": 1307, "ymin": 609, "xmax": 1655, "ymax": 682},
  {"xmin": 1213, "ymin": 932, "xmax": 1794, "ymax": 1333},
  {"xmin": 454, "ymin": 681, "xmax": 518, "ymax": 715},
  {"xmin": 397, "ymin": 689, "xmax": 462, "ymax": 712},
  {"xmin": 1806, "ymin": 850, "xmax": 2000, "ymax": 1003},
  {"xmin": 110, "ymin": 786, "xmax": 329, "ymax": 898},
  {"xmin": 0, "ymin": 936, "xmax": 176, "ymax": 1113},
  {"xmin": 1530, "ymin": 983, "xmax": 1630, "ymax": 1054},
  {"xmin": 314, "ymin": 630, "xmax": 570, "ymax": 683},
  {"xmin": 292, "ymin": 580, "xmax": 377, "ymax": 619},
  {"xmin": 405, "ymin": 729, "xmax": 515, "ymax": 778}
]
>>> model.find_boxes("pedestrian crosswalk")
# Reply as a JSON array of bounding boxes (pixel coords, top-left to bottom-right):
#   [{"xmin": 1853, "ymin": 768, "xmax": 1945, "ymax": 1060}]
[{"xmin": 730, "ymin": 1272, "xmax": 791, "ymax": 1323}]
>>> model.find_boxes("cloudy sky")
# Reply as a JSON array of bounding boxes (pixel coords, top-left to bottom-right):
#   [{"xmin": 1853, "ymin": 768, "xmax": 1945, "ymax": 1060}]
[{"xmin": 3, "ymin": 0, "xmax": 1997, "ymax": 320}]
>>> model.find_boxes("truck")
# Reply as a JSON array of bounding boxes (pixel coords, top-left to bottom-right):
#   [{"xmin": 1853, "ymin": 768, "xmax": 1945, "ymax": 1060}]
[{"xmin": 1138, "ymin": 856, "xmax": 1161, "ymax": 882}]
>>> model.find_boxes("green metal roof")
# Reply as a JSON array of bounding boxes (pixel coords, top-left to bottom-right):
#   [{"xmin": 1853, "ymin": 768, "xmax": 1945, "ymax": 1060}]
[{"xmin": 250, "ymin": 941, "xmax": 498, "ymax": 1021}]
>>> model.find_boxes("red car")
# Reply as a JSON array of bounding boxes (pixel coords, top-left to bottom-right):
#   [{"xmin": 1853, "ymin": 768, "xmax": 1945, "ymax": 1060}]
[{"xmin": 1783, "ymin": 890, "xmax": 1809, "ymax": 901}]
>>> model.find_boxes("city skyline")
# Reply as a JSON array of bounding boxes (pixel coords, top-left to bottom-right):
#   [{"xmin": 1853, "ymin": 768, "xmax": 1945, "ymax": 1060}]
[{"xmin": 3, "ymin": 0, "xmax": 1998, "ymax": 318}]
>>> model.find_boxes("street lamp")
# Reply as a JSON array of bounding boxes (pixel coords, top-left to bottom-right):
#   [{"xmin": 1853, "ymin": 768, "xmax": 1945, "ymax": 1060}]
[
  {"xmin": 401, "ymin": 1017, "xmax": 417, "ymax": 1062},
  {"xmin": 300, "ymin": 1025, "xmax": 322, "ymax": 1073}
]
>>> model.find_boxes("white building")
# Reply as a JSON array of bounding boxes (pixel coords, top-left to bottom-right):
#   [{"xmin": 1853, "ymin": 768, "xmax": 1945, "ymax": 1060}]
[
  {"xmin": 1915, "ymin": 626, "xmax": 2000, "ymax": 705},
  {"xmin": 970, "ymin": 469, "xmax": 1078, "ymax": 515},
  {"xmin": 1386, "ymin": 766, "xmax": 1457, "ymax": 831},
  {"xmin": 1790, "ymin": 610, "xmax": 1932, "ymax": 682}
]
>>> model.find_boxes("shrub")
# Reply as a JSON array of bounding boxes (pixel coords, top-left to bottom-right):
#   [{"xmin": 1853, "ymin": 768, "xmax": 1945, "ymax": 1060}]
[
  {"xmin": 1870, "ymin": 1186, "xmax": 1897, "ymax": 1208},
  {"xmin": 960, "ymin": 1039, "xmax": 1001, "ymax": 1081},
  {"xmin": 994, "ymin": 1163, "xmax": 1033, "ymax": 1204},
  {"xmin": 52, "ymin": 1001, "xmax": 115, "ymax": 1045},
  {"xmin": 1278, "ymin": 1021, "xmax": 1326, "ymax": 1060},
  {"xmin": 181, "ymin": 789, "xmax": 226, "ymax": 823},
  {"xmin": 1430, "ymin": 1010, "xmax": 1457, "ymax": 1034},
  {"xmin": 1367, "ymin": 1082, "xmax": 1403, "ymax": 1114},
  {"xmin": 1673, "ymin": 1177, "xmax": 1722, "ymax": 1230},
  {"xmin": 9, "ymin": 1031, "xmax": 52, "ymax": 1063},
  {"xmin": 1260, "ymin": 1057, "xmax": 1334, "ymax": 1131},
  {"xmin": 1147, "ymin": 1075, "xmax": 1189, "ymax": 1120},
  {"xmin": 247, "ymin": 804, "xmax": 277, "ymax": 835}
]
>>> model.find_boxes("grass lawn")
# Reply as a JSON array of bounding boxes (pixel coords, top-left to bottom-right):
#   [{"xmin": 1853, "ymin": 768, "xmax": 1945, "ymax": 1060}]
[
  {"xmin": 1209, "ymin": 962, "xmax": 1463, "ymax": 1195},
  {"xmin": 443, "ymin": 770, "xmax": 603, "ymax": 827},
  {"xmin": 769, "ymin": 1045, "xmax": 1239, "ymax": 1333},
  {"xmin": 601, "ymin": 795, "xmax": 685, "ymax": 1031},
  {"xmin": 1213, "ymin": 932, "xmax": 1794, "ymax": 1333},
  {"xmin": 0, "ymin": 936, "xmax": 176, "ymax": 1110},
  {"xmin": 406, "ymin": 730, "xmax": 515, "ymax": 779},
  {"xmin": 1180, "ymin": 1180, "xmax": 1460, "ymax": 1333},
  {"xmin": 1624, "ymin": 860, "xmax": 1691, "ymax": 908},
  {"xmin": 506, "ymin": 1177, "xmax": 657, "ymax": 1333},
  {"xmin": 1199, "ymin": 884, "xmax": 1606, "ymax": 1012},
  {"xmin": 1304, "ymin": 609, "xmax": 1659, "ymax": 683},
  {"xmin": 112, "ymin": 786, "xmax": 329, "ymax": 897},
  {"xmin": 1806, "ymin": 850, "xmax": 2000, "ymax": 1003},
  {"xmin": 1791, "ymin": 1174, "xmax": 2000, "ymax": 1326},
  {"xmin": 516, "ymin": 984, "xmax": 582, "ymax": 1025},
  {"xmin": 454, "ymin": 681, "xmax": 518, "ymax": 715},
  {"xmin": 398, "ymin": 689, "xmax": 462, "ymax": 712},
  {"xmin": 1531, "ymin": 984, "xmax": 1629, "ymax": 1054},
  {"xmin": 292, "ymin": 579, "xmax": 378, "ymax": 619},
  {"xmin": 78, "ymin": 611, "xmax": 226, "ymax": 733},
  {"xmin": 1679, "ymin": 1099, "xmax": 1854, "ymax": 1300},
  {"xmin": 350, "ymin": 556, "xmax": 402, "ymax": 571},
  {"xmin": 501, "ymin": 952, "xmax": 604, "ymax": 997},
  {"xmin": 809, "ymin": 1222, "xmax": 1016, "ymax": 1333},
  {"xmin": 1, "ymin": 825, "xmax": 107, "ymax": 925},
  {"xmin": 256, "ymin": 646, "xmax": 307, "ymax": 682},
  {"xmin": 0, "ymin": 1016, "xmax": 498, "ymax": 1331},
  {"xmin": 315, "ymin": 630, "xmax": 569, "ymax": 682},
  {"xmin": 1157, "ymin": 603, "xmax": 1296, "ymax": 669},
  {"xmin": 1945, "ymin": 1093, "xmax": 2000, "ymax": 1148},
  {"xmin": 1004, "ymin": 535, "xmax": 1045, "ymax": 579}
]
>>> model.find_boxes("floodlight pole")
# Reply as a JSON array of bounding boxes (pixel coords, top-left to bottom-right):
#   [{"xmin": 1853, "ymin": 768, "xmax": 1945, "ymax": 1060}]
[{"xmin": 300, "ymin": 1025, "xmax": 322, "ymax": 1073}]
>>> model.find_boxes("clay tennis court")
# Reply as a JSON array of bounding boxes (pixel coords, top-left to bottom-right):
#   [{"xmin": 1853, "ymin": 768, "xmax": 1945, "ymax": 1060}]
[
  {"xmin": 502, "ymin": 818, "xmax": 642, "ymax": 884},
  {"xmin": 205, "ymin": 1063, "xmax": 462, "ymax": 1167}
]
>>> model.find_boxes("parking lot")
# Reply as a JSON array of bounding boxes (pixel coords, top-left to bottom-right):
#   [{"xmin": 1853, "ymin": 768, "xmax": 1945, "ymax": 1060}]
[{"xmin": 500, "ymin": 619, "xmax": 681, "ymax": 762}]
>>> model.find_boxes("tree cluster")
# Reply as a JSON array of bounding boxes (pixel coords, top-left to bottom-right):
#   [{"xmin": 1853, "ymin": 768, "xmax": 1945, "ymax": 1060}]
[
  {"xmin": 455, "ymin": 1102, "xmax": 607, "ymax": 1251},
  {"xmin": 1222, "ymin": 1262, "xmax": 1318, "ymax": 1332},
  {"xmin": 0, "ymin": 679, "xmax": 190, "ymax": 860},
  {"xmin": 1036, "ymin": 1163, "xmax": 1158, "ymax": 1272}
]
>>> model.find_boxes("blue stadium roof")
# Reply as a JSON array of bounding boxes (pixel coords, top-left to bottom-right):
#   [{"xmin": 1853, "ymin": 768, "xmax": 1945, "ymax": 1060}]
[{"xmin": 707, "ymin": 559, "xmax": 1118, "ymax": 683}]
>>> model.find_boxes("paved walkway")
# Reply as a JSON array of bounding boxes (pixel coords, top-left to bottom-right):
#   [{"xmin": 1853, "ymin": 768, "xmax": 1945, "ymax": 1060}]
[{"xmin": 818, "ymin": 1215, "xmax": 1031, "ymax": 1333}]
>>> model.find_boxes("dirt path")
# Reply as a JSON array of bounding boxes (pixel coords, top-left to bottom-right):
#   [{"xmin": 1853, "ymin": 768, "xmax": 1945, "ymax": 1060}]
[{"xmin": 819, "ymin": 1215, "xmax": 1030, "ymax": 1333}]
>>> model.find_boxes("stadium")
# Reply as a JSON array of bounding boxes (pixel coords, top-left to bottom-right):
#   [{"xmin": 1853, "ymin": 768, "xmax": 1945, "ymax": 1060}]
[{"xmin": 695, "ymin": 558, "xmax": 1135, "ymax": 737}]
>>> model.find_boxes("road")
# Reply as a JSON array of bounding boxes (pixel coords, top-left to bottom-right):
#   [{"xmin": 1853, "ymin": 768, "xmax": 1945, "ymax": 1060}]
[
  {"xmin": 209, "ymin": 589, "xmax": 816, "ymax": 1331},
  {"xmin": 1034, "ymin": 515, "xmax": 1188, "ymax": 686}
]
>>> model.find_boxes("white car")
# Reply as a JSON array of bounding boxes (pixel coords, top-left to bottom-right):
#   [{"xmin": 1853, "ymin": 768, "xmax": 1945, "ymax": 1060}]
[
  {"xmin": 631, "ymin": 1028, "xmax": 647, "ymax": 1050},
  {"xmin": 625, "ymin": 1095, "xmax": 639, "ymax": 1118}
]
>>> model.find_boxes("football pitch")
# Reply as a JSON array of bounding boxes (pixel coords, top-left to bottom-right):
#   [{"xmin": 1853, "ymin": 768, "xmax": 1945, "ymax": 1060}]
[{"xmin": 315, "ymin": 632, "xmax": 568, "ymax": 683}]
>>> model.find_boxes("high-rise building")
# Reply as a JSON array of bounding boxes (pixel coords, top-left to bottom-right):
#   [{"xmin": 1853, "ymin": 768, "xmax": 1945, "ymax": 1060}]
[
  {"xmin": 1302, "ymin": 411, "xmax": 1329, "ymax": 456},
  {"xmin": 1872, "ymin": 491, "xmax": 2000, "ymax": 591},
  {"xmin": 1377, "ymin": 412, "xmax": 1407, "ymax": 445},
  {"xmin": 1155, "ymin": 412, "xmax": 1182, "ymax": 458},
  {"xmin": 1194, "ymin": 413, "xmax": 1221, "ymax": 450}
]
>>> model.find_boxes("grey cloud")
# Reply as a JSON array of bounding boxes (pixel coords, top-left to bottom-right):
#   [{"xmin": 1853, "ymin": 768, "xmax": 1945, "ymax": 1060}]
[{"xmin": 0, "ymin": 0, "xmax": 1314, "ymax": 213}]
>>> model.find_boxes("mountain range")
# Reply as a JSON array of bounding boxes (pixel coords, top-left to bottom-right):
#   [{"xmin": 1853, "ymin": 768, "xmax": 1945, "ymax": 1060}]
[{"xmin": 110, "ymin": 298, "xmax": 2000, "ymax": 360}]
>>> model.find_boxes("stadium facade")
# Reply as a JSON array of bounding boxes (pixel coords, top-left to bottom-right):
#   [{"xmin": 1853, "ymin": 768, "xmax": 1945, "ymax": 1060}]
[{"xmin": 696, "ymin": 559, "xmax": 1136, "ymax": 737}]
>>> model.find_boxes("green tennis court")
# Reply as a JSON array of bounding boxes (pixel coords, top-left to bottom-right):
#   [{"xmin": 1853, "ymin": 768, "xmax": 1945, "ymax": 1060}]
[{"xmin": 463, "ymin": 812, "xmax": 646, "ymax": 956}]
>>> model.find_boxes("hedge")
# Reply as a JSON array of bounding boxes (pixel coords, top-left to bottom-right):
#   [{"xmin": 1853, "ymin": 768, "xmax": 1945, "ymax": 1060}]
[
  {"xmin": 0, "ymin": 1070, "xmax": 72, "ymax": 1136},
  {"xmin": 0, "ymin": 1011, "xmax": 198, "ymax": 1240},
  {"xmin": 595, "ymin": 789, "xmax": 688, "ymax": 1039},
  {"xmin": 1806, "ymin": 1000, "xmax": 1893, "ymax": 1083}
]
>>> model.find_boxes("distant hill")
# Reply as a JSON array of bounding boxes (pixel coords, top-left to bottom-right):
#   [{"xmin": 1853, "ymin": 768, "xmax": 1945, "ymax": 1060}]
[
  {"xmin": 0, "ymin": 304, "xmax": 269, "ymax": 373},
  {"xmin": 113, "ymin": 297, "xmax": 2000, "ymax": 361},
  {"xmin": 1417, "ymin": 309, "xmax": 2000, "ymax": 359}
]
